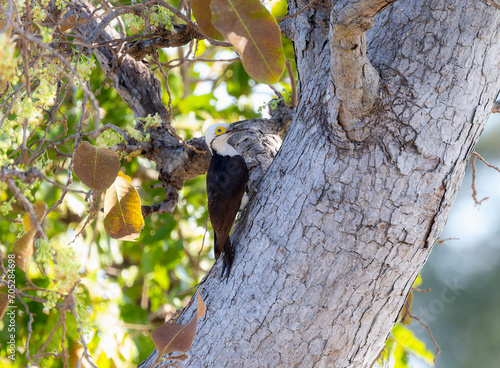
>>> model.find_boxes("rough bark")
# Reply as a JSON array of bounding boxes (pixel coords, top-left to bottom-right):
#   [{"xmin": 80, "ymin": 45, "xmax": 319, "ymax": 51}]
[{"xmin": 137, "ymin": 0, "xmax": 500, "ymax": 367}]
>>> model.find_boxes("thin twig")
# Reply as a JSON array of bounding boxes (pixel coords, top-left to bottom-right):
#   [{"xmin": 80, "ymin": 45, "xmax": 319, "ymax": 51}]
[
  {"xmin": 9, "ymin": 21, "xmax": 101, "ymax": 128},
  {"xmin": 197, "ymin": 216, "xmax": 209, "ymax": 270},
  {"xmin": 152, "ymin": 52, "xmax": 205, "ymax": 154},
  {"xmin": 17, "ymin": 295, "xmax": 35, "ymax": 364},
  {"xmin": 278, "ymin": 0, "xmax": 316, "ymax": 22},
  {"xmin": 162, "ymin": 56, "xmax": 239, "ymax": 68},
  {"xmin": 70, "ymin": 306, "xmax": 98, "ymax": 368},
  {"xmin": 69, "ymin": 190, "xmax": 100, "ymax": 245},
  {"xmin": 155, "ymin": 0, "xmax": 230, "ymax": 47},
  {"xmin": 33, "ymin": 308, "xmax": 65, "ymax": 365},
  {"xmin": 5, "ymin": 178, "xmax": 47, "ymax": 240},
  {"xmin": 472, "ymin": 151, "xmax": 500, "ymax": 173},
  {"xmin": 176, "ymin": 224, "xmax": 199, "ymax": 279},
  {"xmin": 436, "ymin": 237, "xmax": 459, "ymax": 244},
  {"xmin": 412, "ymin": 287, "xmax": 431, "ymax": 293},
  {"xmin": 470, "ymin": 154, "xmax": 489, "ymax": 205},
  {"xmin": 46, "ymin": 93, "xmax": 87, "ymax": 216},
  {"xmin": 410, "ymin": 313, "xmax": 441, "ymax": 367},
  {"xmin": 286, "ymin": 60, "xmax": 297, "ymax": 108}
]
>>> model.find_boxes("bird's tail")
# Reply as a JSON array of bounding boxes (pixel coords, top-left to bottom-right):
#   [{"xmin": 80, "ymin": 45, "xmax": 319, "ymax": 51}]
[{"xmin": 221, "ymin": 236, "xmax": 234, "ymax": 279}]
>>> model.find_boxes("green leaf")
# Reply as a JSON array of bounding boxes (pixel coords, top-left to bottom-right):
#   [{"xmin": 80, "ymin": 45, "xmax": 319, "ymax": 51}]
[
  {"xmin": 192, "ymin": 0, "xmax": 224, "ymax": 40},
  {"xmin": 103, "ymin": 171, "xmax": 145, "ymax": 240},
  {"xmin": 210, "ymin": 0, "xmax": 285, "ymax": 84},
  {"xmin": 73, "ymin": 141, "xmax": 121, "ymax": 191},
  {"xmin": 224, "ymin": 61, "xmax": 251, "ymax": 97},
  {"xmin": 270, "ymin": 0, "xmax": 288, "ymax": 18}
]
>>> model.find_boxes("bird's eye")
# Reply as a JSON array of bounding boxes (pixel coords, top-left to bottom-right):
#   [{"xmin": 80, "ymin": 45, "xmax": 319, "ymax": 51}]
[{"xmin": 215, "ymin": 127, "xmax": 225, "ymax": 135}]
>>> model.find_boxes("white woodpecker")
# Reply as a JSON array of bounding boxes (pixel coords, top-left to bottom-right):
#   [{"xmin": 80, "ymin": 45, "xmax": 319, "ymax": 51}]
[{"xmin": 205, "ymin": 122, "xmax": 249, "ymax": 278}]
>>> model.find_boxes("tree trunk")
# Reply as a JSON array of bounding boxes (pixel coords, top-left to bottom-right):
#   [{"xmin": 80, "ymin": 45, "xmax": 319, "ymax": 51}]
[{"xmin": 139, "ymin": 0, "xmax": 500, "ymax": 367}]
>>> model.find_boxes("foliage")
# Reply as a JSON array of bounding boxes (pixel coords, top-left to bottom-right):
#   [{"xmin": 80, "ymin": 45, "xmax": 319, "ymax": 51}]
[{"xmin": 377, "ymin": 276, "xmax": 438, "ymax": 368}]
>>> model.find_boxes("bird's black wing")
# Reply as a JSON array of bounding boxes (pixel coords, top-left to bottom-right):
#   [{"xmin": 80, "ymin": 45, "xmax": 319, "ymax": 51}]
[
  {"xmin": 206, "ymin": 155, "xmax": 249, "ymax": 255},
  {"xmin": 206, "ymin": 155, "xmax": 249, "ymax": 204}
]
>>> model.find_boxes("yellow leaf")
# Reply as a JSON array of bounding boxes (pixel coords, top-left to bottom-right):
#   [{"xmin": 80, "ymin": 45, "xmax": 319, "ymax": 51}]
[
  {"xmin": 392, "ymin": 324, "xmax": 435, "ymax": 364},
  {"xmin": 103, "ymin": 171, "xmax": 144, "ymax": 240},
  {"xmin": 118, "ymin": 171, "xmax": 133, "ymax": 184},
  {"xmin": 22, "ymin": 201, "xmax": 47, "ymax": 232}
]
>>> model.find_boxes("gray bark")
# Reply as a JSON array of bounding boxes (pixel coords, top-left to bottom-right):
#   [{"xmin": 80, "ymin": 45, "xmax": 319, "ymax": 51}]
[{"xmin": 138, "ymin": 0, "xmax": 500, "ymax": 367}]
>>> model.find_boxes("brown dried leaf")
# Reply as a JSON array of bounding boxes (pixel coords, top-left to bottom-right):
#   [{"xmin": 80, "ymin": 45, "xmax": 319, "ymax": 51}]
[
  {"xmin": 73, "ymin": 141, "xmax": 120, "ymax": 191},
  {"xmin": 59, "ymin": 11, "xmax": 89, "ymax": 32},
  {"xmin": 210, "ymin": 0, "xmax": 285, "ymax": 83},
  {"xmin": 191, "ymin": 0, "xmax": 224, "ymax": 40},
  {"xmin": 103, "ymin": 171, "xmax": 145, "ymax": 240},
  {"xmin": 13, "ymin": 228, "xmax": 36, "ymax": 273},
  {"xmin": 196, "ymin": 289, "xmax": 206, "ymax": 319},
  {"xmin": 60, "ymin": 14, "xmax": 77, "ymax": 32},
  {"xmin": 22, "ymin": 201, "xmax": 47, "ymax": 232},
  {"xmin": 151, "ymin": 290, "xmax": 206, "ymax": 355},
  {"xmin": 0, "ymin": 292, "xmax": 9, "ymax": 321}
]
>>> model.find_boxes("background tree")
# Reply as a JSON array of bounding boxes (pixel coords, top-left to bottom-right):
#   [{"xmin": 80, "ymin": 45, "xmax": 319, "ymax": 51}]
[{"xmin": 1, "ymin": 0, "xmax": 500, "ymax": 368}]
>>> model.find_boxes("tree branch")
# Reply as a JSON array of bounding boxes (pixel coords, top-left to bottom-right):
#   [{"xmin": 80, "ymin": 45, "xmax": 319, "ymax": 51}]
[
  {"xmin": 4, "ymin": 178, "xmax": 46, "ymax": 240},
  {"xmin": 329, "ymin": 0, "xmax": 397, "ymax": 141},
  {"xmin": 68, "ymin": 0, "xmax": 168, "ymax": 121},
  {"xmin": 125, "ymin": 24, "xmax": 231, "ymax": 60}
]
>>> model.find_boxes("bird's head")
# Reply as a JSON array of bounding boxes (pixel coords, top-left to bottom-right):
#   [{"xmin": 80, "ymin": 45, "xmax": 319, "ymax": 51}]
[{"xmin": 205, "ymin": 123, "xmax": 242, "ymax": 156}]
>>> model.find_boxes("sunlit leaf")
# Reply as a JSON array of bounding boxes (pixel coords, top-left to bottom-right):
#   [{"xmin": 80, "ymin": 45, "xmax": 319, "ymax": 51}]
[
  {"xmin": 151, "ymin": 290, "xmax": 206, "ymax": 355},
  {"xmin": 103, "ymin": 171, "xmax": 145, "ymax": 240},
  {"xmin": 392, "ymin": 324, "xmax": 435, "ymax": 364},
  {"xmin": 414, "ymin": 274, "xmax": 423, "ymax": 287},
  {"xmin": 0, "ymin": 292, "xmax": 9, "ymax": 320},
  {"xmin": 73, "ymin": 141, "xmax": 120, "ymax": 191},
  {"xmin": 13, "ymin": 228, "xmax": 36, "ymax": 273},
  {"xmin": 22, "ymin": 201, "xmax": 47, "ymax": 232},
  {"xmin": 398, "ymin": 290, "xmax": 413, "ymax": 325},
  {"xmin": 270, "ymin": 0, "xmax": 288, "ymax": 18},
  {"xmin": 210, "ymin": 0, "xmax": 285, "ymax": 84},
  {"xmin": 192, "ymin": 0, "xmax": 223, "ymax": 40},
  {"xmin": 393, "ymin": 343, "xmax": 409, "ymax": 368},
  {"xmin": 399, "ymin": 275, "xmax": 423, "ymax": 325}
]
